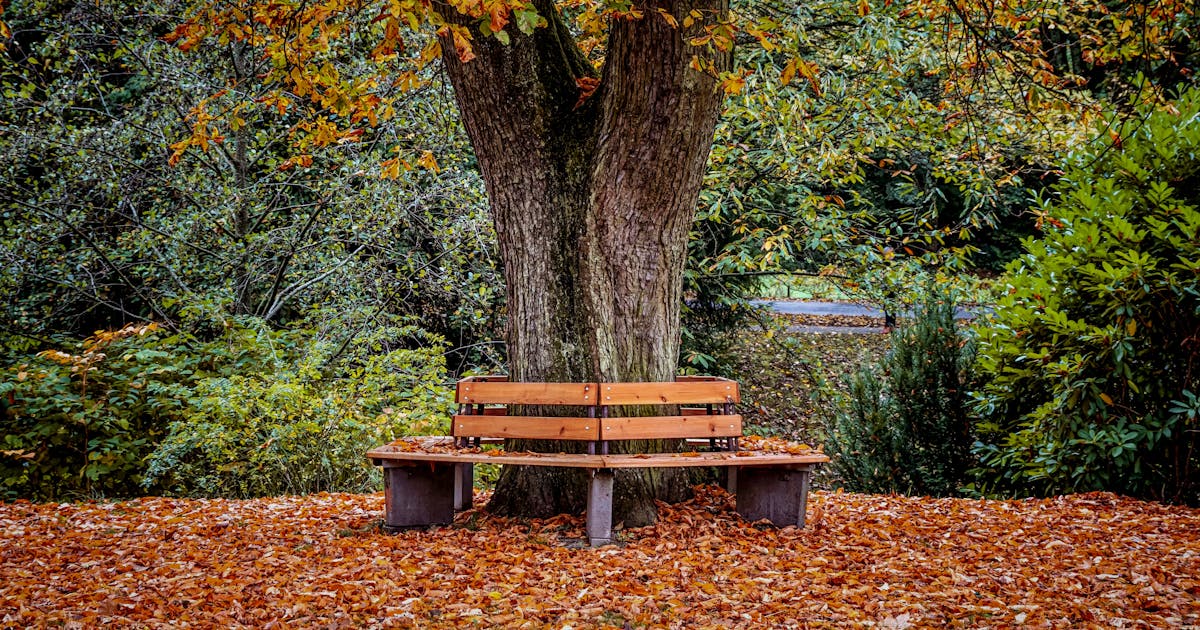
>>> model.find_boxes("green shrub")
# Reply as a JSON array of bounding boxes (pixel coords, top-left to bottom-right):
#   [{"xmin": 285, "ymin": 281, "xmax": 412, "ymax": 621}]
[
  {"xmin": 971, "ymin": 90, "xmax": 1200, "ymax": 504},
  {"xmin": 1, "ymin": 316, "xmax": 453, "ymax": 500},
  {"xmin": 0, "ymin": 324, "xmax": 199, "ymax": 500},
  {"xmin": 824, "ymin": 286, "xmax": 976, "ymax": 496},
  {"xmin": 142, "ymin": 323, "xmax": 453, "ymax": 498}
]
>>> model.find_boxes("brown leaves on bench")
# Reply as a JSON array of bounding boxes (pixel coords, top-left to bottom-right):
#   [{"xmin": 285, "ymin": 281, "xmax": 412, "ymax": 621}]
[
  {"xmin": 738, "ymin": 434, "xmax": 823, "ymax": 454},
  {"xmin": 383, "ymin": 434, "xmax": 824, "ymax": 457},
  {"xmin": 2, "ymin": 489, "xmax": 1198, "ymax": 627}
]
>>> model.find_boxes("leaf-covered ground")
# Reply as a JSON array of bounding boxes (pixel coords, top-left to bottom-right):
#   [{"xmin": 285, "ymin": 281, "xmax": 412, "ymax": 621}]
[{"xmin": 3, "ymin": 488, "xmax": 1198, "ymax": 628}]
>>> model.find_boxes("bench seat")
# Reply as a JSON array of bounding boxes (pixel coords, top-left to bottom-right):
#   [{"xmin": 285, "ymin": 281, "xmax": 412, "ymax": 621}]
[
  {"xmin": 368, "ymin": 437, "xmax": 826, "ymax": 469},
  {"xmin": 368, "ymin": 376, "xmax": 828, "ymax": 544}
]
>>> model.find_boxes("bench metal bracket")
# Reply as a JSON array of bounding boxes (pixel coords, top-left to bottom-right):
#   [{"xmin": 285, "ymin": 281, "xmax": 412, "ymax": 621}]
[{"xmin": 586, "ymin": 468, "xmax": 615, "ymax": 546}]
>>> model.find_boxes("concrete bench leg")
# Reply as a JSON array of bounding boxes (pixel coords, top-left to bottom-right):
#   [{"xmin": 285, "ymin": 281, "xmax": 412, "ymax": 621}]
[
  {"xmin": 735, "ymin": 465, "xmax": 812, "ymax": 528},
  {"xmin": 586, "ymin": 468, "xmax": 614, "ymax": 546},
  {"xmin": 454, "ymin": 463, "xmax": 473, "ymax": 511},
  {"xmin": 382, "ymin": 463, "xmax": 455, "ymax": 531}
]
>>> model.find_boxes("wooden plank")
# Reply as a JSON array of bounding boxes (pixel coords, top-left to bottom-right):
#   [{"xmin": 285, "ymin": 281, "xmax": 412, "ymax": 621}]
[
  {"xmin": 451, "ymin": 415, "xmax": 600, "ymax": 440},
  {"xmin": 368, "ymin": 447, "xmax": 608, "ymax": 468},
  {"xmin": 737, "ymin": 467, "xmax": 812, "ymax": 527},
  {"xmin": 367, "ymin": 446, "xmax": 828, "ymax": 468},
  {"xmin": 599, "ymin": 415, "xmax": 742, "ymax": 440},
  {"xmin": 599, "ymin": 452, "xmax": 828, "ymax": 468},
  {"xmin": 456, "ymin": 381, "xmax": 595, "ymax": 405},
  {"xmin": 597, "ymin": 380, "xmax": 739, "ymax": 405}
]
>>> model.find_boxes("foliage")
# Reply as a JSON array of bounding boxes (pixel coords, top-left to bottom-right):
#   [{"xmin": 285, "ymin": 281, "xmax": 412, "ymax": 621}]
[
  {"xmin": 691, "ymin": 0, "xmax": 1198, "ymax": 316},
  {"xmin": 143, "ymin": 322, "xmax": 453, "ymax": 498},
  {"xmin": 0, "ymin": 323, "xmax": 196, "ymax": 500},
  {"xmin": 0, "ymin": 0, "xmax": 503, "ymax": 364},
  {"xmin": 3, "ymin": 489, "xmax": 1199, "ymax": 626},
  {"xmin": 687, "ymin": 0, "xmax": 1077, "ymax": 332},
  {"xmin": 972, "ymin": 89, "xmax": 1200, "ymax": 505},
  {"xmin": 824, "ymin": 286, "xmax": 976, "ymax": 496},
  {"xmin": 0, "ymin": 316, "xmax": 452, "ymax": 500}
]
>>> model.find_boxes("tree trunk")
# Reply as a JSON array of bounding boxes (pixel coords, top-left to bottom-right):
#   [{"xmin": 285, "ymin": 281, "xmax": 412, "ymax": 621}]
[{"xmin": 437, "ymin": 0, "xmax": 731, "ymax": 525}]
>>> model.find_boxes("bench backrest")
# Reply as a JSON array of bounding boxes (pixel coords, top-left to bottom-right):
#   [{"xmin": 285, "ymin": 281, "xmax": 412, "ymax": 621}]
[{"xmin": 452, "ymin": 376, "xmax": 741, "ymax": 442}]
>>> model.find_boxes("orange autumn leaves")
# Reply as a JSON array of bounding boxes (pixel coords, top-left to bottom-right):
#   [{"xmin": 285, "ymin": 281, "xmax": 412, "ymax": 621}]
[{"xmin": 2, "ymin": 488, "xmax": 1198, "ymax": 627}]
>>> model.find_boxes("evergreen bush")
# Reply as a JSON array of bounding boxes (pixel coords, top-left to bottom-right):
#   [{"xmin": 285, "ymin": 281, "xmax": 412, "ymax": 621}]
[{"xmin": 824, "ymin": 286, "xmax": 976, "ymax": 496}]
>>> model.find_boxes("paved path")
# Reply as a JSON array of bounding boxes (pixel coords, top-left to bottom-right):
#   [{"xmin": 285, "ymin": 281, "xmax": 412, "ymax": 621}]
[
  {"xmin": 786, "ymin": 325, "xmax": 884, "ymax": 335},
  {"xmin": 751, "ymin": 300, "xmax": 984, "ymax": 320},
  {"xmin": 750, "ymin": 299, "xmax": 987, "ymax": 334}
]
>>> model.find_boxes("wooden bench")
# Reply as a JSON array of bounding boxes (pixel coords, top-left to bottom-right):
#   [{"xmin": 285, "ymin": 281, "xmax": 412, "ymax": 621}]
[{"xmin": 367, "ymin": 375, "xmax": 828, "ymax": 545}]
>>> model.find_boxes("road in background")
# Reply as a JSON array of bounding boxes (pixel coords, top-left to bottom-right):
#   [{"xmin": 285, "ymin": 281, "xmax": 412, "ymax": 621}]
[
  {"xmin": 752, "ymin": 300, "xmax": 984, "ymax": 320},
  {"xmin": 750, "ymin": 300, "xmax": 986, "ymax": 334}
]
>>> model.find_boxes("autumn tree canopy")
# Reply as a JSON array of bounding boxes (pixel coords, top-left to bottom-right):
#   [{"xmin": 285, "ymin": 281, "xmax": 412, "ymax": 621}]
[
  {"xmin": 147, "ymin": 0, "xmax": 1197, "ymax": 522},
  {"xmin": 1, "ymin": 0, "xmax": 1194, "ymax": 511}
]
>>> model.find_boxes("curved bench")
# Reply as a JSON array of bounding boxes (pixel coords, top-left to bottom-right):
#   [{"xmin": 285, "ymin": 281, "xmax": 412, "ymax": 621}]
[{"xmin": 367, "ymin": 376, "xmax": 827, "ymax": 545}]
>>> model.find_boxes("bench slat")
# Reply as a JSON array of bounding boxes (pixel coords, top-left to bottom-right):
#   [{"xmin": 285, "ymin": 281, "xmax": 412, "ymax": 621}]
[
  {"xmin": 456, "ymin": 381, "xmax": 596, "ymax": 406},
  {"xmin": 599, "ymin": 415, "xmax": 743, "ymax": 440},
  {"xmin": 451, "ymin": 415, "xmax": 600, "ymax": 440},
  {"xmin": 597, "ymin": 380, "xmax": 739, "ymax": 405},
  {"xmin": 367, "ymin": 444, "xmax": 828, "ymax": 468}
]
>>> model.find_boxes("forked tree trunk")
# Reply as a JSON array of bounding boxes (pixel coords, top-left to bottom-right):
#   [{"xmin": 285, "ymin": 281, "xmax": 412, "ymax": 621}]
[{"xmin": 437, "ymin": 0, "xmax": 730, "ymax": 525}]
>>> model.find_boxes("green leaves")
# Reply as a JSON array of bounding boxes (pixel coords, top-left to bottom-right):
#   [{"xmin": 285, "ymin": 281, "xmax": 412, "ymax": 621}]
[
  {"xmin": 142, "ymin": 320, "xmax": 454, "ymax": 498},
  {"xmin": 971, "ymin": 89, "xmax": 1200, "ymax": 505},
  {"xmin": 0, "ymin": 315, "xmax": 455, "ymax": 501},
  {"xmin": 824, "ymin": 284, "xmax": 977, "ymax": 497}
]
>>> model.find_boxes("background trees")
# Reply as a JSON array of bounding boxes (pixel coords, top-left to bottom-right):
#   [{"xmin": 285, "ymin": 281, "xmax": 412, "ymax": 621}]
[
  {"xmin": 0, "ymin": 0, "xmax": 500, "ymax": 499},
  {"xmin": 1, "ymin": 0, "xmax": 1197, "ymax": 506}
]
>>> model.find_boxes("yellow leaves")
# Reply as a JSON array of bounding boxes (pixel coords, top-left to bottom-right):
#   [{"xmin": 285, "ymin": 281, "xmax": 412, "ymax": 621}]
[
  {"xmin": 380, "ymin": 150, "xmax": 439, "ymax": 179},
  {"xmin": 0, "ymin": 12, "xmax": 10, "ymax": 52},
  {"xmin": 303, "ymin": 117, "xmax": 341, "ymax": 147},
  {"xmin": 416, "ymin": 150, "xmax": 440, "ymax": 173},
  {"xmin": 35, "ymin": 349, "xmax": 77, "ymax": 366},
  {"xmin": 857, "ymin": 0, "xmax": 870, "ymax": 17},
  {"xmin": 168, "ymin": 101, "xmax": 226, "ymax": 166},
  {"xmin": 417, "ymin": 39, "xmax": 442, "ymax": 68},
  {"xmin": 656, "ymin": 8, "xmax": 678, "ymax": 29},
  {"xmin": 260, "ymin": 93, "xmax": 291, "ymax": 116},
  {"xmin": 741, "ymin": 16, "xmax": 778, "ymax": 53},
  {"xmin": 278, "ymin": 155, "xmax": 313, "ymax": 171},
  {"xmin": 781, "ymin": 57, "xmax": 822, "ymax": 97},
  {"xmin": 438, "ymin": 24, "xmax": 476, "ymax": 63},
  {"xmin": 780, "ymin": 58, "xmax": 797, "ymax": 86},
  {"xmin": 289, "ymin": 66, "xmax": 312, "ymax": 98},
  {"xmin": 719, "ymin": 70, "xmax": 749, "ymax": 95},
  {"xmin": 486, "ymin": 0, "xmax": 509, "ymax": 34},
  {"xmin": 380, "ymin": 158, "xmax": 404, "ymax": 180}
]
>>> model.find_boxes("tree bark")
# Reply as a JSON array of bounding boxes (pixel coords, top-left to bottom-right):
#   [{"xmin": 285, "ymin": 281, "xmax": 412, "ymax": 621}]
[{"xmin": 437, "ymin": 0, "xmax": 731, "ymax": 525}]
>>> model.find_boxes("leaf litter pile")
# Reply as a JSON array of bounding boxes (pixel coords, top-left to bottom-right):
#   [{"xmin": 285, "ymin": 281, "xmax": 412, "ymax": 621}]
[{"xmin": 3, "ymin": 488, "xmax": 1198, "ymax": 628}]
